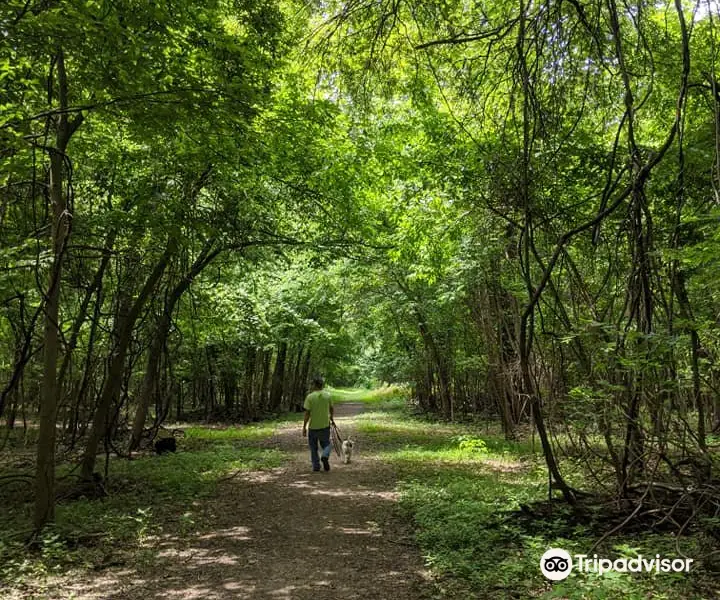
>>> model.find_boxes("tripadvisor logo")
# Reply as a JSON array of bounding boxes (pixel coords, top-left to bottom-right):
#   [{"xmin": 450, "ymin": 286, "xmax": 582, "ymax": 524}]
[
  {"xmin": 540, "ymin": 548, "xmax": 694, "ymax": 581},
  {"xmin": 541, "ymin": 548, "xmax": 572, "ymax": 581}
]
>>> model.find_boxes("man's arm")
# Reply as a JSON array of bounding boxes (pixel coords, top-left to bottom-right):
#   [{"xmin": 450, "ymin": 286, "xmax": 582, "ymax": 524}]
[
  {"xmin": 302, "ymin": 410, "xmax": 310, "ymax": 436},
  {"xmin": 329, "ymin": 404, "xmax": 334, "ymax": 424}
]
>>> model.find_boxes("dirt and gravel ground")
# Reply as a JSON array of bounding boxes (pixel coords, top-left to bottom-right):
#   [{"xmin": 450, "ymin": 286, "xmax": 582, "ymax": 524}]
[{"xmin": 46, "ymin": 401, "xmax": 432, "ymax": 599}]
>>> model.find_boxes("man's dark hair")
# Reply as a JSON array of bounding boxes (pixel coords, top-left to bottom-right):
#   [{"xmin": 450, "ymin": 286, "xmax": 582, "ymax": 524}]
[{"xmin": 311, "ymin": 375, "xmax": 324, "ymax": 389}]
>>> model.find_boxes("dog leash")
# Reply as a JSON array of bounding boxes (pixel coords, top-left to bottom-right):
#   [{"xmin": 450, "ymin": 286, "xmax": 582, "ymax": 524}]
[
  {"xmin": 330, "ymin": 420, "xmax": 344, "ymax": 458},
  {"xmin": 331, "ymin": 419, "xmax": 345, "ymax": 440}
]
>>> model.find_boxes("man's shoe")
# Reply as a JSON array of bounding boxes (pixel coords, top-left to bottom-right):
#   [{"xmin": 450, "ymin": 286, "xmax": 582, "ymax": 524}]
[
  {"xmin": 312, "ymin": 467, "xmax": 321, "ymax": 472},
  {"xmin": 321, "ymin": 456, "xmax": 330, "ymax": 471}
]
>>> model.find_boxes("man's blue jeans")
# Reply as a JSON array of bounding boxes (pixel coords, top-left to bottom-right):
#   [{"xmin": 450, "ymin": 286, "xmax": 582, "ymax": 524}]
[{"xmin": 308, "ymin": 426, "xmax": 331, "ymax": 470}]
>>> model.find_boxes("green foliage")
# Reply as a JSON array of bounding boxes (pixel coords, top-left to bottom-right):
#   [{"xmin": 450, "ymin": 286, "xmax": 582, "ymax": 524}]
[
  {"xmin": 2, "ymin": 0, "xmax": 720, "ymax": 596},
  {"xmin": 451, "ymin": 434, "xmax": 487, "ymax": 455},
  {"xmin": 183, "ymin": 413, "xmax": 302, "ymax": 444},
  {"xmin": 399, "ymin": 464, "xmax": 711, "ymax": 599},
  {"xmin": 328, "ymin": 385, "xmax": 410, "ymax": 404}
]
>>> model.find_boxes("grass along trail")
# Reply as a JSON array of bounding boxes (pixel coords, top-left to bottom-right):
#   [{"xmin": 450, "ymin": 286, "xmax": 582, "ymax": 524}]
[
  {"xmin": 2, "ymin": 389, "xmax": 432, "ymax": 599},
  {"xmin": 2, "ymin": 388, "xmax": 715, "ymax": 599}
]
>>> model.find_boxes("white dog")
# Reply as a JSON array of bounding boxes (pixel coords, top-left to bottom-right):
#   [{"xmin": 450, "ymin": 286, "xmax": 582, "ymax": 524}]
[{"xmin": 341, "ymin": 439, "xmax": 354, "ymax": 464}]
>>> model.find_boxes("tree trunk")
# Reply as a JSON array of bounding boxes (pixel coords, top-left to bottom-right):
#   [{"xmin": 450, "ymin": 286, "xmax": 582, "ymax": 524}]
[
  {"xmin": 80, "ymin": 241, "xmax": 173, "ymax": 480},
  {"xmin": 35, "ymin": 48, "xmax": 83, "ymax": 530},
  {"xmin": 673, "ymin": 270, "xmax": 706, "ymax": 451},
  {"xmin": 415, "ymin": 310, "xmax": 451, "ymax": 418},
  {"xmin": 128, "ymin": 317, "xmax": 166, "ymax": 451},
  {"xmin": 128, "ymin": 243, "xmax": 220, "ymax": 451},
  {"xmin": 176, "ymin": 380, "xmax": 184, "ymax": 421},
  {"xmin": 520, "ymin": 338, "xmax": 576, "ymax": 503},
  {"xmin": 253, "ymin": 347, "xmax": 265, "ymax": 412},
  {"xmin": 260, "ymin": 349, "xmax": 272, "ymax": 411},
  {"xmin": 298, "ymin": 347, "xmax": 312, "ymax": 410},
  {"xmin": 289, "ymin": 344, "xmax": 304, "ymax": 411},
  {"xmin": 242, "ymin": 346, "xmax": 255, "ymax": 419},
  {"xmin": 269, "ymin": 342, "xmax": 287, "ymax": 411}
]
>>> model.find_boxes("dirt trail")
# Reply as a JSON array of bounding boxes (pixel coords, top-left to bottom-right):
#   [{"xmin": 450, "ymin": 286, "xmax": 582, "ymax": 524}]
[{"xmin": 61, "ymin": 402, "xmax": 431, "ymax": 599}]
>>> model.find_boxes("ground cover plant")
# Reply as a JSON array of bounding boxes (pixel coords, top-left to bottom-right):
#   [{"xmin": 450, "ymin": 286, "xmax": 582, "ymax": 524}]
[{"xmin": 355, "ymin": 396, "xmax": 719, "ymax": 599}]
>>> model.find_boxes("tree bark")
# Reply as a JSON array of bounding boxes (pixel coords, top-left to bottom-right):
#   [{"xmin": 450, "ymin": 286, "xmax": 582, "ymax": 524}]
[
  {"xmin": 128, "ymin": 243, "xmax": 221, "ymax": 451},
  {"xmin": 242, "ymin": 346, "xmax": 256, "ymax": 419},
  {"xmin": 289, "ymin": 344, "xmax": 304, "ymax": 411},
  {"xmin": 260, "ymin": 348, "xmax": 272, "ymax": 411},
  {"xmin": 298, "ymin": 347, "xmax": 312, "ymax": 409},
  {"xmin": 80, "ymin": 241, "xmax": 174, "ymax": 480},
  {"xmin": 269, "ymin": 342, "xmax": 287, "ymax": 411},
  {"xmin": 35, "ymin": 48, "xmax": 83, "ymax": 530}
]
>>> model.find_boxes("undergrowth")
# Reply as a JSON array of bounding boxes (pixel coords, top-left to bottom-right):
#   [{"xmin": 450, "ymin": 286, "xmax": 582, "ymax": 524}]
[
  {"xmin": 328, "ymin": 384, "xmax": 409, "ymax": 405},
  {"xmin": 0, "ymin": 438, "xmax": 285, "ymax": 592},
  {"xmin": 2, "ymin": 390, "xmax": 718, "ymax": 599},
  {"xmin": 366, "ymin": 397, "xmax": 718, "ymax": 600}
]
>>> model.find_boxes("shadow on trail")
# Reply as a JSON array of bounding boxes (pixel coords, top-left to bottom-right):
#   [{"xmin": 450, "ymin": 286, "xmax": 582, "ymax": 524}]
[{"xmin": 63, "ymin": 400, "xmax": 430, "ymax": 600}]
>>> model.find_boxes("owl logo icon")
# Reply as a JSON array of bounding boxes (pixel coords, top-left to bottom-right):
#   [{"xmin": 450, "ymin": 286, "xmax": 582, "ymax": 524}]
[{"xmin": 540, "ymin": 548, "xmax": 572, "ymax": 581}]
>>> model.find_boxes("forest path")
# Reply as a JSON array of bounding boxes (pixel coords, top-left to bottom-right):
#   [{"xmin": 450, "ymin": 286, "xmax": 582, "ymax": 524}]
[{"xmin": 63, "ymin": 400, "xmax": 432, "ymax": 599}]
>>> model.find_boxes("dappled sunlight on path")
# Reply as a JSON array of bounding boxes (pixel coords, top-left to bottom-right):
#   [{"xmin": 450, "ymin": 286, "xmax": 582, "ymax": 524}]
[{"xmin": 52, "ymin": 400, "xmax": 431, "ymax": 600}]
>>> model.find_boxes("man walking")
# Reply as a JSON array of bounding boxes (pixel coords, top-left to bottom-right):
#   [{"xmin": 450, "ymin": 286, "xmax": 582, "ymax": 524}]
[{"xmin": 302, "ymin": 376, "xmax": 334, "ymax": 472}]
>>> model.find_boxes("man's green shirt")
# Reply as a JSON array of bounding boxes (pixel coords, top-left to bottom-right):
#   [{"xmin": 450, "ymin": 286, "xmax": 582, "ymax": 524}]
[{"xmin": 304, "ymin": 390, "xmax": 333, "ymax": 429}]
